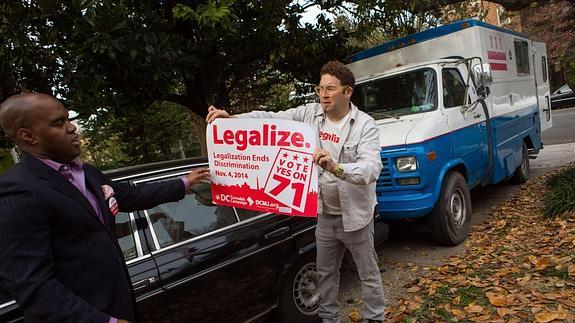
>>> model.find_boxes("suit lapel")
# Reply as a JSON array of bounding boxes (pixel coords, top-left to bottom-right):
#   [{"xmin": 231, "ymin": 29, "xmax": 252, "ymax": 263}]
[
  {"xmin": 84, "ymin": 166, "xmax": 110, "ymax": 226},
  {"xmin": 22, "ymin": 154, "xmax": 105, "ymax": 226}
]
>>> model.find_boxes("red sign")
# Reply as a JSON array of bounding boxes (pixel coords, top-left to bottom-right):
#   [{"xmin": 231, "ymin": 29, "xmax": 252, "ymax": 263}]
[{"xmin": 207, "ymin": 118, "xmax": 318, "ymax": 217}]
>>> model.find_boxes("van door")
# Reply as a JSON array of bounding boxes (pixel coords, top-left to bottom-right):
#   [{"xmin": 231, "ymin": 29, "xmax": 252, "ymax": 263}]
[
  {"xmin": 441, "ymin": 66, "xmax": 488, "ymax": 187},
  {"xmin": 532, "ymin": 41, "xmax": 552, "ymax": 131}
]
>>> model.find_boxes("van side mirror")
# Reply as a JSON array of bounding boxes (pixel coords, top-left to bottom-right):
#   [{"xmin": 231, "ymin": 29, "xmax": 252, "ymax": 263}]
[{"xmin": 472, "ymin": 63, "xmax": 492, "ymax": 86}]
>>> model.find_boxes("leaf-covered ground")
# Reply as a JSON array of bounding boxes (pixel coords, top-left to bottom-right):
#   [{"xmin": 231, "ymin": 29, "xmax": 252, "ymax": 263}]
[{"xmin": 376, "ymin": 165, "xmax": 575, "ymax": 322}]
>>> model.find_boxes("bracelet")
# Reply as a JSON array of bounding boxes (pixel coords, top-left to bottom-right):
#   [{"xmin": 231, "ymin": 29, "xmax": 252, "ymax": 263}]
[{"xmin": 331, "ymin": 164, "xmax": 344, "ymax": 178}]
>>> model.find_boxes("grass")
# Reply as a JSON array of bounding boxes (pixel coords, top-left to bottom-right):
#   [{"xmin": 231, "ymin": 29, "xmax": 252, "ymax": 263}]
[
  {"xmin": 542, "ymin": 268, "xmax": 569, "ymax": 280},
  {"xmin": 457, "ymin": 286, "xmax": 486, "ymax": 307},
  {"xmin": 543, "ymin": 165, "xmax": 575, "ymax": 217},
  {"xmin": 403, "ymin": 286, "xmax": 491, "ymax": 322}
]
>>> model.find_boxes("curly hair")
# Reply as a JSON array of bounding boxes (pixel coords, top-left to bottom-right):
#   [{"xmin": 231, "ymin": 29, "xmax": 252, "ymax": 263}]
[{"xmin": 320, "ymin": 61, "xmax": 355, "ymax": 88}]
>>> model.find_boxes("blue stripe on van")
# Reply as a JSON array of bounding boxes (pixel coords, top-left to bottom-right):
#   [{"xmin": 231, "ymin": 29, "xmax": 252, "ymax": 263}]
[{"xmin": 376, "ymin": 105, "xmax": 540, "ymax": 219}]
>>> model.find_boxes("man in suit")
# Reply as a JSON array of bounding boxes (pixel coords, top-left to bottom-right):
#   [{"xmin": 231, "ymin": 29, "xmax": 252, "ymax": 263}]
[{"xmin": 0, "ymin": 93, "xmax": 210, "ymax": 323}]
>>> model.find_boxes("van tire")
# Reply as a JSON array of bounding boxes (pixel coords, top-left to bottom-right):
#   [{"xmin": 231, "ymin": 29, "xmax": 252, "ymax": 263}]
[
  {"xmin": 510, "ymin": 142, "xmax": 529, "ymax": 184},
  {"xmin": 432, "ymin": 171, "xmax": 472, "ymax": 246},
  {"xmin": 275, "ymin": 253, "xmax": 320, "ymax": 323}
]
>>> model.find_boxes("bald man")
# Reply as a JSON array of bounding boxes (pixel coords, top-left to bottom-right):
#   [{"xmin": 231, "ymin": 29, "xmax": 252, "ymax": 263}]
[{"xmin": 0, "ymin": 93, "xmax": 209, "ymax": 323}]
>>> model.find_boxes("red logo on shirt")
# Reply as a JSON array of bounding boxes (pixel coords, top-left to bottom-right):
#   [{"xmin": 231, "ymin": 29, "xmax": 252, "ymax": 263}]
[{"xmin": 319, "ymin": 131, "xmax": 340, "ymax": 143}]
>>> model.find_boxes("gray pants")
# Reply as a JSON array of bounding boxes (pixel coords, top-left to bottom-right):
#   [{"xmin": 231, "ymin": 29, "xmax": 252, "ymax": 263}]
[{"xmin": 315, "ymin": 214, "xmax": 385, "ymax": 322}]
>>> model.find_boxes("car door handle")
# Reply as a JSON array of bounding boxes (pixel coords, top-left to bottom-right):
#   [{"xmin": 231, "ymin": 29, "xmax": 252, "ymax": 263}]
[
  {"xmin": 133, "ymin": 277, "xmax": 157, "ymax": 292},
  {"xmin": 264, "ymin": 226, "xmax": 290, "ymax": 239}
]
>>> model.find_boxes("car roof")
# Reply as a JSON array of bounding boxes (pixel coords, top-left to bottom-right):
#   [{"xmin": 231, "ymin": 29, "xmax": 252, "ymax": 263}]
[{"xmin": 104, "ymin": 156, "xmax": 208, "ymax": 181}]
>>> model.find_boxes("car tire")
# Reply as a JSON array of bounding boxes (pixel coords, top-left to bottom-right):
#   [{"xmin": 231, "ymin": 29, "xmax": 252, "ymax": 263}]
[
  {"xmin": 276, "ymin": 252, "xmax": 320, "ymax": 323},
  {"xmin": 431, "ymin": 171, "xmax": 471, "ymax": 246},
  {"xmin": 510, "ymin": 142, "xmax": 529, "ymax": 184}
]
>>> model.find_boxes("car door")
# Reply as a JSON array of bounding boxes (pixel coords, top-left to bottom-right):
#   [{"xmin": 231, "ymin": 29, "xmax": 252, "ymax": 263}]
[
  {"xmin": 115, "ymin": 210, "xmax": 171, "ymax": 323},
  {"xmin": 0, "ymin": 288, "xmax": 21, "ymax": 323},
  {"xmin": 0, "ymin": 210, "xmax": 170, "ymax": 323},
  {"xmin": 442, "ymin": 66, "xmax": 488, "ymax": 186},
  {"xmin": 136, "ymin": 170, "xmax": 298, "ymax": 322}
]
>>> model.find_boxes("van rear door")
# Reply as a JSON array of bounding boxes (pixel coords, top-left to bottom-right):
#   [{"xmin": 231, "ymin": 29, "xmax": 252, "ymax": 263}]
[{"xmin": 532, "ymin": 41, "xmax": 553, "ymax": 131}]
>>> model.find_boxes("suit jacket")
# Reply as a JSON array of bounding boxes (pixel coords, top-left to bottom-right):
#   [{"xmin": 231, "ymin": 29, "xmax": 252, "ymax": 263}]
[{"xmin": 0, "ymin": 154, "xmax": 186, "ymax": 323}]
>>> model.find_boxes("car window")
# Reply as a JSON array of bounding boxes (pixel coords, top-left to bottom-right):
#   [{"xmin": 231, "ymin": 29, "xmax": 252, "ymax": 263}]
[
  {"xmin": 235, "ymin": 207, "xmax": 266, "ymax": 221},
  {"xmin": 442, "ymin": 68, "xmax": 468, "ymax": 108},
  {"xmin": 146, "ymin": 181, "xmax": 238, "ymax": 248},
  {"xmin": 115, "ymin": 211, "xmax": 137, "ymax": 260},
  {"xmin": 556, "ymin": 85, "xmax": 572, "ymax": 94}
]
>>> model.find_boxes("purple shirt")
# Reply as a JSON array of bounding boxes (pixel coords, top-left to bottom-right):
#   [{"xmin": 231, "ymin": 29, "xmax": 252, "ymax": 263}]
[
  {"xmin": 37, "ymin": 157, "xmax": 190, "ymax": 323},
  {"xmin": 40, "ymin": 158, "xmax": 105, "ymax": 223}
]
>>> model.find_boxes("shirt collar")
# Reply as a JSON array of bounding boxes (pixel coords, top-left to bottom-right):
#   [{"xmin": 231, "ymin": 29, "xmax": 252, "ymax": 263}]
[
  {"xmin": 314, "ymin": 102, "xmax": 358, "ymax": 121},
  {"xmin": 37, "ymin": 157, "xmax": 84, "ymax": 172}
]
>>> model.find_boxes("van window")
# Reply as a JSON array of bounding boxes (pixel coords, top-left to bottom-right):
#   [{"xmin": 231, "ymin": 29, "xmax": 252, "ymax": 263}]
[
  {"xmin": 442, "ymin": 69, "xmax": 467, "ymax": 108},
  {"xmin": 541, "ymin": 56, "xmax": 548, "ymax": 82},
  {"xmin": 514, "ymin": 39, "xmax": 530, "ymax": 75},
  {"xmin": 145, "ymin": 181, "xmax": 238, "ymax": 248}
]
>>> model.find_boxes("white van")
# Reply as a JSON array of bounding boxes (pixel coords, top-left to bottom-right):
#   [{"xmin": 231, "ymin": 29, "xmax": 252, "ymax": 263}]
[{"xmin": 347, "ymin": 19, "xmax": 552, "ymax": 245}]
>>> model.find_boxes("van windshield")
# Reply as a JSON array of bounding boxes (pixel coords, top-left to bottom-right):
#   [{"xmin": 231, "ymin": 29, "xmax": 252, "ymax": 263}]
[{"xmin": 352, "ymin": 68, "xmax": 438, "ymax": 119}]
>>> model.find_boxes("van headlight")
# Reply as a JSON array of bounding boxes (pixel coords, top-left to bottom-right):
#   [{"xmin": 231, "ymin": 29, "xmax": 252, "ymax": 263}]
[{"xmin": 396, "ymin": 156, "xmax": 417, "ymax": 172}]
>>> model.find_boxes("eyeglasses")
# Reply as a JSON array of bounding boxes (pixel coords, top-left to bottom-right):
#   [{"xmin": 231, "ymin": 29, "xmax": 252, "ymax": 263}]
[{"xmin": 313, "ymin": 85, "xmax": 348, "ymax": 95}]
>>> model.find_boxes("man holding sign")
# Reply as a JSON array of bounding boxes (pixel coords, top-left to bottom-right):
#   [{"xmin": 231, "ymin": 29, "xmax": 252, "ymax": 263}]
[{"xmin": 207, "ymin": 61, "xmax": 384, "ymax": 323}]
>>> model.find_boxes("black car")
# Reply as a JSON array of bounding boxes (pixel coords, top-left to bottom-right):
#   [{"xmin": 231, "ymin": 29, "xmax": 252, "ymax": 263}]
[
  {"xmin": 0, "ymin": 157, "xmax": 388, "ymax": 323},
  {"xmin": 551, "ymin": 84, "xmax": 575, "ymax": 109}
]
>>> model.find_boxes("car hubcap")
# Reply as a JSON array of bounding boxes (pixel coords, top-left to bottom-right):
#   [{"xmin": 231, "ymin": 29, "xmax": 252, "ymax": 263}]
[
  {"xmin": 292, "ymin": 262, "xmax": 320, "ymax": 315},
  {"xmin": 449, "ymin": 188, "xmax": 465, "ymax": 227}
]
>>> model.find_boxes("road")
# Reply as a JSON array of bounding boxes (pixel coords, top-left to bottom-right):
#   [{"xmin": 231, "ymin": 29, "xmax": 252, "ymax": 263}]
[
  {"xmin": 541, "ymin": 106, "xmax": 575, "ymax": 145},
  {"xmin": 338, "ymin": 107, "xmax": 575, "ymax": 321}
]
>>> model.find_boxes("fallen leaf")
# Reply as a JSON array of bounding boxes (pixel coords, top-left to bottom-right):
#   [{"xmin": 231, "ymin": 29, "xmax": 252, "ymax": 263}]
[
  {"xmin": 535, "ymin": 258, "xmax": 552, "ymax": 271},
  {"xmin": 348, "ymin": 309, "xmax": 362, "ymax": 322},
  {"xmin": 464, "ymin": 303, "xmax": 484, "ymax": 313},
  {"xmin": 486, "ymin": 292, "xmax": 507, "ymax": 306},
  {"xmin": 534, "ymin": 311, "xmax": 559, "ymax": 322},
  {"xmin": 496, "ymin": 307, "xmax": 517, "ymax": 317},
  {"xmin": 568, "ymin": 264, "xmax": 575, "ymax": 277},
  {"xmin": 452, "ymin": 295, "xmax": 461, "ymax": 305}
]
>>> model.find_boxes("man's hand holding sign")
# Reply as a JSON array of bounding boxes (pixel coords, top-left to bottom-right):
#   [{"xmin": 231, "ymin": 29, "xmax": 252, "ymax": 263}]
[{"xmin": 207, "ymin": 117, "xmax": 318, "ymax": 217}]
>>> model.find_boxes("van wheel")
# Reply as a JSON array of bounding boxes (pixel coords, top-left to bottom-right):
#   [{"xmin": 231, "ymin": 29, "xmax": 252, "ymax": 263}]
[
  {"xmin": 276, "ymin": 253, "xmax": 320, "ymax": 323},
  {"xmin": 432, "ymin": 171, "xmax": 471, "ymax": 246},
  {"xmin": 510, "ymin": 142, "xmax": 529, "ymax": 184}
]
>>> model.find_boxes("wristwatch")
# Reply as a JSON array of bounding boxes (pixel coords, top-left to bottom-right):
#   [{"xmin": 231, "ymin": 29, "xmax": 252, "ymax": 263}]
[{"xmin": 331, "ymin": 164, "xmax": 344, "ymax": 178}]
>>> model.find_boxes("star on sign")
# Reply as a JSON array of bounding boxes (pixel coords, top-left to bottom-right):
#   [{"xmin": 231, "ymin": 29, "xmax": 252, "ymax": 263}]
[
  {"xmin": 303, "ymin": 157, "xmax": 309, "ymax": 163},
  {"xmin": 293, "ymin": 154, "xmax": 299, "ymax": 160},
  {"xmin": 283, "ymin": 153, "xmax": 289, "ymax": 158}
]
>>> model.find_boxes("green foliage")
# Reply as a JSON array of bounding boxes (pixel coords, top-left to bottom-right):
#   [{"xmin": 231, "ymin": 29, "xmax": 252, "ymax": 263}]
[
  {"xmin": 1, "ymin": 0, "xmax": 475, "ymax": 164},
  {"xmin": 0, "ymin": 148, "xmax": 15, "ymax": 175},
  {"xmin": 543, "ymin": 165, "xmax": 575, "ymax": 217},
  {"xmin": 442, "ymin": 0, "xmax": 489, "ymax": 24},
  {"xmin": 330, "ymin": 0, "xmax": 444, "ymax": 48},
  {"xmin": 562, "ymin": 47, "xmax": 575, "ymax": 90},
  {"xmin": 80, "ymin": 101, "xmax": 198, "ymax": 169},
  {"xmin": 173, "ymin": 1, "xmax": 237, "ymax": 31}
]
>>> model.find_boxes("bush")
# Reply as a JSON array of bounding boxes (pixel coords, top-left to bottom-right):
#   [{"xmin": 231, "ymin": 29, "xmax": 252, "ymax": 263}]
[{"xmin": 543, "ymin": 165, "xmax": 575, "ymax": 217}]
